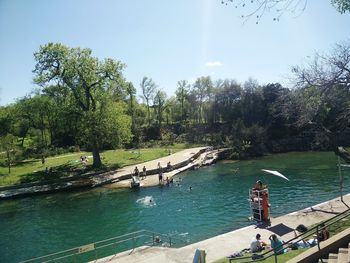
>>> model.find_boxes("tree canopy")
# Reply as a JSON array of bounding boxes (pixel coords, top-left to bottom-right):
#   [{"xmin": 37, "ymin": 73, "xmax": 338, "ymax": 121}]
[
  {"xmin": 33, "ymin": 43, "xmax": 131, "ymax": 167},
  {"xmin": 2, "ymin": 41, "xmax": 350, "ymax": 178},
  {"xmin": 221, "ymin": 0, "xmax": 350, "ymax": 23}
]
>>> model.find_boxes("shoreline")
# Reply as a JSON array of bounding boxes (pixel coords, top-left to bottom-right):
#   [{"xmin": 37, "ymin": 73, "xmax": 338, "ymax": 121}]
[{"xmin": 0, "ymin": 147, "xmax": 228, "ymax": 199}]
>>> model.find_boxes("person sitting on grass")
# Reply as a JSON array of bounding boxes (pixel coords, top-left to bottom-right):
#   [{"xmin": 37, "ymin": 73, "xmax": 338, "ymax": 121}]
[
  {"xmin": 250, "ymin": 233, "xmax": 265, "ymax": 253},
  {"xmin": 269, "ymin": 234, "xmax": 284, "ymax": 255},
  {"xmin": 317, "ymin": 223, "xmax": 330, "ymax": 242},
  {"xmin": 293, "ymin": 224, "xmax": 317, "ymax": 248}
]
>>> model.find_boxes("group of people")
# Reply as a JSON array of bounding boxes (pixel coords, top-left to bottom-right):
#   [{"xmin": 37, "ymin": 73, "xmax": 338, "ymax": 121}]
[
  {"xmin": 134, "ymin": 165, "xmax": 147, "ymax": 180},
  {"xmin": 158, "ymin": 162, "xmax": 173, "ymax": 185},
  {"xmin": 132, "ymin": 161, "xmax": 188, "ymax": 188},
  {"xmin": 249, "ymin": 223, "xmax": 330, "ymax": 256},
  {"xmin": 292, "ymin": 223, "xmax": 330, "ymax": 249}
]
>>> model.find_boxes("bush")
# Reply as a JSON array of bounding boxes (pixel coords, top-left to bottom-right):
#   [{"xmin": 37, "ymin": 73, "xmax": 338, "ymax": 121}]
[{"xmin": 68, "ymin": 145, "xmax": 80, "ymax": 152}]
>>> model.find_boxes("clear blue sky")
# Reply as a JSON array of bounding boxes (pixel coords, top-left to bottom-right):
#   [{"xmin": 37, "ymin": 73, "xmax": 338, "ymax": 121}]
[{"xmin": 0, "ymin": 0, "xmax": 349, "ymax": 105}]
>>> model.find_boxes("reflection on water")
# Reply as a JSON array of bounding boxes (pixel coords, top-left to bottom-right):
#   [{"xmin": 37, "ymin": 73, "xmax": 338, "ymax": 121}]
[{"xmin": 0, "ymin": 151, "xmax": 349, "ymax": 263}]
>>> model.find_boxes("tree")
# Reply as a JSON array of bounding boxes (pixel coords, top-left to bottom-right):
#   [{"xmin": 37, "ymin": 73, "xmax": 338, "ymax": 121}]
[
  {"xmin": 126, "ymin": 82, "xmax": 137, "ymax": 136},
  {"xmin": 222, "ymin": 0, "xmax": 350, "ymax": 23},
  {"xmin": 214, "ymin": 79, "xmax": 242, "ymax": 123},
  {"xmin": 153, "ymin": 89, "xmax": 167, "ymax": 132},
  {"xmin": 33, "ymin": 43, "xmax": 127, "ymax": 168},
  {"xmin": 291, "ymin": 41, "xmax": 350, "ymax": 163},
  {"xmin": 241, "ymin": 78, "xmax": 265, "ymax": 127},
  {"xmin": 332, "ymin": 0, "xmax": 350, "ymax": 13},
  {"xmin": 140, "ymin": 77, "xmax": 157, "ymax": 126},
  {"xmin": 0, "ymin": 134, "xmax": 18, "ymax": 174},
  {"xmin": 192, "ymin": 76, "xmax": 213, "ymax": 123},
  {"xmin": 176, "ymin": 80, "xmax": 190, "ymax": 124}
]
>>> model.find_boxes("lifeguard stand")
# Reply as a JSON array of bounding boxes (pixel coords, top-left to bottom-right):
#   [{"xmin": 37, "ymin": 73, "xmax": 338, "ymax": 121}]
[{"xmin": 249, "ymin": 188, "xmax": 270, "ymax": 223}]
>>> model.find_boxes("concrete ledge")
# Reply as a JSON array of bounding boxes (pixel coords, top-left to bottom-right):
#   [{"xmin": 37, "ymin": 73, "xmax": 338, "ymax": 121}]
[{"xmin": 287, "ymin": 228, "xmax": 350, "ymax": 263}]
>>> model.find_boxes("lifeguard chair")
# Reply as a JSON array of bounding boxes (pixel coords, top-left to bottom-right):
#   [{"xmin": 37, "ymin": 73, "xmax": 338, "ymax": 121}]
[{"xmin": 249, "ymin": 188, "xmax": 270, "ymax": 223}]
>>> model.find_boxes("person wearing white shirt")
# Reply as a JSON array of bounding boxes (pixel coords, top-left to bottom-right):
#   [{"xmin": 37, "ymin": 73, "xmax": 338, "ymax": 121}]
[{"xmin": 250, "ymin": 234, "xmax": 264, "ymax": 253}]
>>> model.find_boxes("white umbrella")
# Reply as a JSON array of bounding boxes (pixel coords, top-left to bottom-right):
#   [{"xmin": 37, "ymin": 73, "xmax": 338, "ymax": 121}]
[{"xmin": 261, "ymin": 169, "xmax": 289, "ymax": 181}]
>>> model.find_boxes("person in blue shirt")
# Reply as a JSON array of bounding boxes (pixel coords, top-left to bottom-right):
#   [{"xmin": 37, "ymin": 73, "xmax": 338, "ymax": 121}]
[{"xmin": 269, "ymin": 234, "xmax": 284, "ymax": 255}]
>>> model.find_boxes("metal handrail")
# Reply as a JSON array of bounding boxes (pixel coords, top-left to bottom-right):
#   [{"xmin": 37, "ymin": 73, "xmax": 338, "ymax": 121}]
[
  {"xmin": 20, "ymin": 229, "xmax": 189, "ymax": 263},
  {"xmin": 230, "ymin": 207, "xmax": 350, "ymax": 263}
]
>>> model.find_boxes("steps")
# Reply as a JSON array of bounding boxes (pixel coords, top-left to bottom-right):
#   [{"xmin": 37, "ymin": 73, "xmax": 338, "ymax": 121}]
[{"xmin": 318, "ymin": 244, "xmax": 350, "ymax": 263}]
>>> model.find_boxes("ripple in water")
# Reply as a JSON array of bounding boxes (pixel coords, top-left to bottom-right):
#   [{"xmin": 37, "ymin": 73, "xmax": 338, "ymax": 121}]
[{"xmin": 136, "ymin": 196, "xmax": 156, "ymax": 207}]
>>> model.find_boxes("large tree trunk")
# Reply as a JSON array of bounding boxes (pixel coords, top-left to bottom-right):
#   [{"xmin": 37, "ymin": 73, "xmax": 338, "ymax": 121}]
[{"xmin": 92, "ymin": 142, "xmax": 102, "ymax": 168}]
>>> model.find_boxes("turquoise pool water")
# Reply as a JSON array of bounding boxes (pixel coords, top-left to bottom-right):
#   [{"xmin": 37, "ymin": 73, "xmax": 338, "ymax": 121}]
[{"xmin": 0, "ymin": 151, "xmax": 349, "ymax": 262}]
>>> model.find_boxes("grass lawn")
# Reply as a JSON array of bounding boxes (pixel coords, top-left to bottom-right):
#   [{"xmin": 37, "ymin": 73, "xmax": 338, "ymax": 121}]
[
  {"xmin": 212, "ymin": 249, "xmax": 307, "ymax": 263},
  {"xmin": 0, "ymin": 144, "xmax": 201, "ymax": 187}
]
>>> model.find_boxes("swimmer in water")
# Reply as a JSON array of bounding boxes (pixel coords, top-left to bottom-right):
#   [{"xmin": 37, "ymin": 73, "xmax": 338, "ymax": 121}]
[{"xmin": 189, "ymin": 186, "xmax": 192, "ymax": 191}]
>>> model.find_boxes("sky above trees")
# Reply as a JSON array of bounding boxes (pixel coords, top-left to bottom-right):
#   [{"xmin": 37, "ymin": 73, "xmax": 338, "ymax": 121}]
[{"xmin": 0, "ymin": 0, "xmax": 350, "ymax": 105}]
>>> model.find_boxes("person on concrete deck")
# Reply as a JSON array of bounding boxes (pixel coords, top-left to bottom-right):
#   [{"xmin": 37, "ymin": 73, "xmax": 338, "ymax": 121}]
[
  {"xmin": 142, "ymin": 166, "xmax": 147, "ymax": 180},
  {"xmin": 269, "ymin": 234, "xmax": 284, "ymax": 255},
  {"xmin": 134, "ymin": 166, "xmax": 139, "ymax": 176},
  {"xmin": 261, "ymin": 191, "xmax": 270, "ymax": 222},
  {"xmin": 250, "ymin": 234, "xmax": 264, "ymax": 253},
  {"xmin": 167, "ymin": 161, "xmax": 172, "ymax": 171}
]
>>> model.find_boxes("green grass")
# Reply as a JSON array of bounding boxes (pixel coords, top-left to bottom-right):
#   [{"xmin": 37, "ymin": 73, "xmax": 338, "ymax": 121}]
[
  {"xmin": 212, "ymin": 218, "xmax": 350, "ymax": 263},
  {"xmin": 212, "ymin": 249, "xmax": 307, "ymax": 263},
  {"xmin": 0, "ymin": 143, "xmax": 201, "ymax": 187}
]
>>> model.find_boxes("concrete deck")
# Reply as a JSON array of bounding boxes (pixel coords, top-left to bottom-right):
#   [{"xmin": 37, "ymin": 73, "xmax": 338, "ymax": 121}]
[
  {"xmin": 94, "ymin": 194, "xmax": 350, "ymax": 263},
  {"xmin": 106, "ymin": 147, "xmax": 222, "ymax": 188}
]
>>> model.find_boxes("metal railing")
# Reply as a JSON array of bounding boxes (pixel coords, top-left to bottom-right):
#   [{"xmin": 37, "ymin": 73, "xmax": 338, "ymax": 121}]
[
  {"xmin": 20, "ymin": 229, "xmax": 188, "ymax": 263},
  {"xmin": 230, "ymin": 206, "xmax": 350, "ymax": 263}
]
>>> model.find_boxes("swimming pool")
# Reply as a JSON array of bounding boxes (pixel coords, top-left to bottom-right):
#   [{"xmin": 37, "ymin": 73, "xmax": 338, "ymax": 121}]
[{"xmin": 0, "ymin": 151, "xmax": 349, "ymax": 262}]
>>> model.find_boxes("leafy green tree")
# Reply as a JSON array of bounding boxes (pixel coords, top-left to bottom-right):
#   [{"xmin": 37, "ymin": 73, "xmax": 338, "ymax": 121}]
[
  {"xmin": 192, "ymin": 76, "xmax": 213, "ymax": 123},
  {"xmin": 33, "ymin": 43, "xmax": 127, "ymax": 168},
  {"xmin": 241, "ymin": 78, "xmax": 265, "ymax": 127},
  {"xmin": 0, "ymin": 106, "xmax": 13, "ymax": 137},
  {"xmin": 153, "ymin": 89, "xmax": 167, "ymax": 134},
  {"xmin": 175, "ymin": 80, "xmax": 190, "ymax": 124},
  {"xmin": 140, "ymin": 77, "xmax": 157, "ymax": 126},
  {"xmin": 214, "ymin": 79, "xmax": 242, "ymax": 123},
  {"xmin": 0, "ymin": 134, "xmax": 18, "ymax": 174},
  {"xmin": 78, "ymin": 100, "xmax": 132, "ymax": 151},
  {"xmin": 292, "ymin": 41, "xmax": 350, "ymax": 162}
]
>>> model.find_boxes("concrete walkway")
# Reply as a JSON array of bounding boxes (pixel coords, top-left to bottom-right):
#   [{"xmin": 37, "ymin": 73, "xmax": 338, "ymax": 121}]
[
  {"xmin": 105, "ymin": 147, "xmax": 221, "ymax": 188},
  {"xmin": 94, "ymin": 194, "xmax": 350, "ymax": 263}
]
